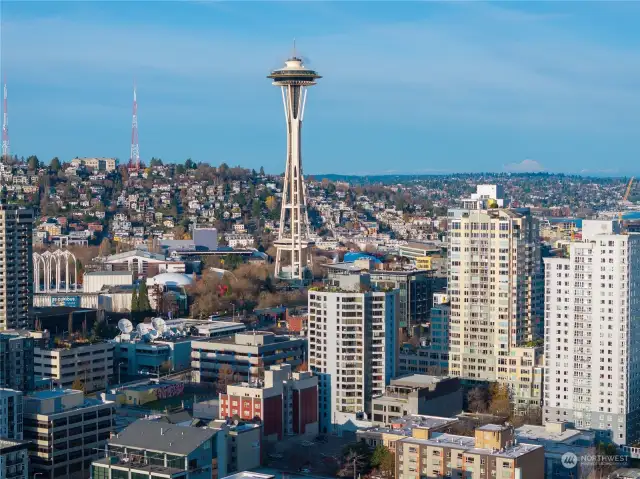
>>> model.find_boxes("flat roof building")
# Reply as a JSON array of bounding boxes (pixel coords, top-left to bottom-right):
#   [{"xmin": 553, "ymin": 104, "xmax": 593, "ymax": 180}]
[
  {"xmin": 0, "ymin": 388, "xmax": 23, "ymax": 440},
  {"xmin": 0, "ymin": 438, "xmax": 29, "ymax": 479},
  {"xmin": 371, "ymin": 374, "xmax": 462, "ymax": 426},
  {"xmin": 0, "ymin": 330, "xmax": 35, "ymax": 391},
  {"xmin": 395, "ymin": 423, "xmax": 544, "ymax": 479},
  {"xmin": 23, "ymin": 389, "xmax": 115, "ymax": 479},
  {"xmin": 34, "ymin": 341, "xmax": 114, "ymax": 392},
  {"xmin": 191, "ymin": 332, "xmax": 306, "ymax": 386}
]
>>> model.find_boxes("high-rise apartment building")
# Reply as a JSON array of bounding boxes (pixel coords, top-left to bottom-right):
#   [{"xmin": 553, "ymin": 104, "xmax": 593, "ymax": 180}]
[
  {"xmin": 447, "ymin": 186, "xmax": 544, "ymax": 410},
  {"xmin": 543, "ymin": 220, "xmax": 640, "ymax": 445},
  {"xmin": 0, "ymin": 388, "xmax": 23, "ymax": 440},
  {"xmin": 0, "ymin": 204, "xmax": 34, "ymax": 331},
  {"xmin": 308, "ymin": 269, "xmax": 399, "ymax": 433},
  {"xmin": 0, "ymin": 331, "xmax": 35, "ymax": 391}
]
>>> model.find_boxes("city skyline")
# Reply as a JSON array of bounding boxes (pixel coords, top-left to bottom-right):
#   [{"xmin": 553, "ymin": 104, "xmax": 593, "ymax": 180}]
[{"xmin": 1, "ymin": 1, "xmax": 640, "ymax": 175}]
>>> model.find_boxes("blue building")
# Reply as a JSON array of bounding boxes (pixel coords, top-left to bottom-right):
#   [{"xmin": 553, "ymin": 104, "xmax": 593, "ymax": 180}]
[{"xmin": 113, "ymin": 337, "xmax": 193, "ymax": 378}]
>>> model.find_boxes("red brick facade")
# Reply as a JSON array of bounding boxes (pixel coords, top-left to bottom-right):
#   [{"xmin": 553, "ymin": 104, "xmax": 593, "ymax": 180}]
[{"xmin": 292, "ymin": 385, "xmax": 318, "ymax": 435}]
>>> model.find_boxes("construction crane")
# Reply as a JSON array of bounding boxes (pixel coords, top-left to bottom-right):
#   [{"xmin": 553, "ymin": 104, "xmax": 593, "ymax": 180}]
[{"xmin": 619, "ymin": 176, "xmax": 635, "ymax": 223}]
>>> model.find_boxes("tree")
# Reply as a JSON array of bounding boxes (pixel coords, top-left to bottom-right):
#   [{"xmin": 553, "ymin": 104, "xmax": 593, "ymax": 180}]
[
  {"xmin": 27, "ymin": 155, "xmax": 40, "ymax": 171},
  {"xmin": 185, "ymin": 158, "xmax": 196, "ymax": 169},
  {"xmin": 138, "ymin": 282, "xmax": 151, "ymax": 312},
  {"xmin": 99, "ymin": 238, "xmax": 112, "ymax": 257},
  {"xmin": 130, "ymin": 288, "xmax": 139, "ymax": 312},
  {"xmin": 468, "ymin": 387, "xmax": 489, "ymax": 413},
  {"xmin": 259, "ymin": 166, "xmax": 265, "ymax": 176},
  {"xmin": 488, "ymin": 383, "xmax": 511, "ymax": 416},
  {"xmin": 370, "ymin": 445, "xmax": 394, "ymax": 478},
  {"xmin": 295, "ymin": 361, "xmax": 308, "ymax": 372},
  {"xmin": 71, "ymin": 378, "xmax": 85, "ymax": 392},
  {"xmin": 49, "ymin": 157, "xmax": 61, "ymax": 172},
  {"xmin": 151, "ymin": 284, "xmax": 164, "ymax": 313},
  {"xmin": 265, "ymin": 196, "xmax": 277, "ymax": 211},
  {"xmin": 217, "ymin": 364, "xmax": 238, "ymax": 394}
]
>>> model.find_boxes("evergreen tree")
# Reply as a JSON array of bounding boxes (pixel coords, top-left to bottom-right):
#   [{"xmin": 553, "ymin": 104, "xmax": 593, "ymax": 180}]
[
  {"xmin": 138, "ymin": 282, "xmax": 151, "ymax": 312},
  {"xmin": 131, "ymin": 288, "xmax": 139, "ymax": 312}
]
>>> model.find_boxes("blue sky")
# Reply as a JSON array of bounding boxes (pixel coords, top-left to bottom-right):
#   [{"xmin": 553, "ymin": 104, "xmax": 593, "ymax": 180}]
[{"xmin": 1, "ymin": 1, "xmax": 640, "ymax": 175}]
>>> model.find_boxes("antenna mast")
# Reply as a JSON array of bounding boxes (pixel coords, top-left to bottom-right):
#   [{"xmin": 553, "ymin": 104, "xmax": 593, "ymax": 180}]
[
  {"xmin": 2, "ymin": 79, "xmax": 9, "ymax": 160},
  {"xmin": 128, "ymin": 82, "xmax": 140, "ymax": 171}
]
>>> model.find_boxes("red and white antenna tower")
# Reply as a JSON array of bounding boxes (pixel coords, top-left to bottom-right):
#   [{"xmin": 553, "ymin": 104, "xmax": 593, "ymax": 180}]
[
  {"xmin": 128, "ymin": 82, "xmax": 140, "ymax": 170},
  {"xmin": 2, "ymin": 78, "xmax": 9, "ymax": 160}
]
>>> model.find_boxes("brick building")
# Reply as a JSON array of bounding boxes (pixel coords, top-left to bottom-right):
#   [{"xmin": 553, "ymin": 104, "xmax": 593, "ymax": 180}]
[{"xmin": 219, "ymin": 364, "xmax": 318, "ymax": 441}]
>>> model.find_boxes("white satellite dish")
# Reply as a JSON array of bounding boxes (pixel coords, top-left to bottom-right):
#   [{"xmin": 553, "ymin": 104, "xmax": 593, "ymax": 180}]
[
  {"xmin": 136, "ymin": 323, "xmax": 151, "ymax": 336},
  {"xmin": 152, "ymin": 318, "xmax": 166, "ymax": 334},
  {"xmin": 118, "ymin": 319, "xmax": 133, "ymax": 334},
  {"xmin": 176, "ymin": 324, "xmax": 184, "ymax": 332}
]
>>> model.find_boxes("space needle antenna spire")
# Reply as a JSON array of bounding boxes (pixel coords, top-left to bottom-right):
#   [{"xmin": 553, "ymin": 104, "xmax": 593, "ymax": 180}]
[
  {"xmin": 128, "ymin": 79, "xmax": 140, "ymax": 172},
  {"xmin": 267, "ymin": 46, "xmax": 322, "ymax": 283},
  {"xmin": 2, "ymin": 77, "xmax": 9, "ymax": 160}
]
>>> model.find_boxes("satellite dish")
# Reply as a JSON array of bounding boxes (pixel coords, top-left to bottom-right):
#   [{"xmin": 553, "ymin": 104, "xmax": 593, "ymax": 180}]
[
  {"xmin": 176, "ymin": 324, "xmax": 184, "ymax": 332},
  {"xmin": 118, "ymin": 319, "xmax": 133, "ymax": 334},
  {"xmin": 152, "ymin": 318, "xmax": 166, "ymax": 334},
  {"xmin": 148, "ymin": 329, "xmax": 160, "ymax": 341},
  {"xmin": 136, "ymin": 323, "xmax": 151, "ymax": 336}
]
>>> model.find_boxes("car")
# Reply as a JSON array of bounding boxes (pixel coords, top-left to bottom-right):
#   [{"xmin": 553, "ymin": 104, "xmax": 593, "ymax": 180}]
[
  {"xmin": 269, "ymin": 453, "xmax": 284, "ymax": 459},
  {"xmin": 300, "ymin": 468, "xmax": 311, "ymax": 473}
]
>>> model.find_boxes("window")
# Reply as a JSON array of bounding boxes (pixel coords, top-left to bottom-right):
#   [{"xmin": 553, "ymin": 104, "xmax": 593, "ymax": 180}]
[
  {"xmin": 112, "ymin": 470, "xmax": 128, "ymax": 479},
  {"xmin": 91, "ymin": 466, "xmax": 109, "ymax": 479}
]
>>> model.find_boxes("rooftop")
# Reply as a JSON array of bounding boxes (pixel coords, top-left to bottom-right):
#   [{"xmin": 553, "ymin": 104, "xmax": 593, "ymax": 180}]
[
  {"xmin": 515, "ymin": 424, "xmax": 595, "ymax": 454},
  {"xmin": 0, "ymin": 438, "xmax": 30, "ymax": 453},
  {"xmin": 360, "ymin": 414, "xmax": 458, "ymax": 438},
  {"xmin": 223, "ymin": 473, "xmax": 275, "ymax": 479},
  {"xmin": 401, "ymin": 432, "xmax": 542, "ymax": 459},
  {"xmin": 84, "ymin": 271, "xmax": 134, "ymax": 277},
  {"xmin": 109, "ymin": 420, "xmax": 217, "ymax": 455},
  {"xmin": 389, "ymin": 374, "xmax": 454, "ymax": 388},
  {"xmin": 222, "ymin": 473, "xmax": 275, "ymax": 479}
]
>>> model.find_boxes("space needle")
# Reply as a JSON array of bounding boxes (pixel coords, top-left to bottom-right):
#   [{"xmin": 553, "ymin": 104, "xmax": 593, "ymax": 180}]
[{"xmin": 268, "ymin": 46, "xmax": 321, "ymax": 282}]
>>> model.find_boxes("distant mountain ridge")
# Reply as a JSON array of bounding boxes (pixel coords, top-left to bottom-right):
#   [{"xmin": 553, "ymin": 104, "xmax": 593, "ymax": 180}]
[{"xmin": 309, "ymin": 172, "xmax": 632, "ymax": 185}]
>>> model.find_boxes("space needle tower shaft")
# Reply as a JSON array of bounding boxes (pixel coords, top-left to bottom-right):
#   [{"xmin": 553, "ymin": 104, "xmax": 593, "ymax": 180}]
[{"xmin": 268, "ymin": 47, "xmax": 321, "ymax": 281}]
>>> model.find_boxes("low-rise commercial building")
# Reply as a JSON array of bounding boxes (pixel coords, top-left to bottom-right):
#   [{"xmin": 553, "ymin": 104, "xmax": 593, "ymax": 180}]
[
  {"xmin": 34, "ymin": 341, "xmax": 114, "ymax": 392},
  {"xmin": 219, "ymin": 364, "xmax": 318, "ymax": 440},
  {"xmin": 191, "ymin": 332, "xmax": 305, "ymax": 386},
  {"xmin": 395, "ymin": 424, "xmax": 544, "ymax": 479},
  {"xmin": 0, "ymin": 439, "xmax": 29, "ymax": 479},
  {"xmin": 82, "ymin": 271, "xmax": 133, "ymax": 294},
  {"xmin": 357, "ymin": 414, "xmax": 459, "ymax": 451},
  {"xmin": 515, "ymin": 422, "xmax": 596, "ymax": 479},
  {"xmin": 371, "ymin": 374, "xmax": 462, "ymax": 426},
  {"xmin": 90, "ymin": 420, "xmax": 217, "ymax": 479},
  {"xmin": 22, "ymin": 389, "xmax": 115, "ymax": 479}
]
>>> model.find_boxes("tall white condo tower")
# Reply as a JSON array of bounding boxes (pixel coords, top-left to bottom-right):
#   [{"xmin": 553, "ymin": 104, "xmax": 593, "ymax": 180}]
[{"xmin": 268, "ymin": 51, "xmax": 321, "ymax": 281}]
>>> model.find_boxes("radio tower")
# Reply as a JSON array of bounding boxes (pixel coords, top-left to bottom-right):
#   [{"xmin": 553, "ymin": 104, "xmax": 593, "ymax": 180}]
[
  {"xmin": 267, "ymin": 45, "xmax": 321, "ymax": 282},
  {"xmin": 2, "ymin": 79, "xmax": 9, "ymax": 160},
  {"xmin": 128, "ymin": 83, "xmax": 140, "ymax": 171}
]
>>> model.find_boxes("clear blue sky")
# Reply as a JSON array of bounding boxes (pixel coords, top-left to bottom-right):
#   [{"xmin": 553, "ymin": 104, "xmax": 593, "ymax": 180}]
[{"xmin": 2, "ymin": 1, "xmax": 640, "ymax": 175}]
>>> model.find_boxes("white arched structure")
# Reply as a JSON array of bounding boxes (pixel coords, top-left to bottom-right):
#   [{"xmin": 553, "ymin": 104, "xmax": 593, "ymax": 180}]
[{"xmin": 33, "ymin": 249, "xmax": 78, "ymax": 293}]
